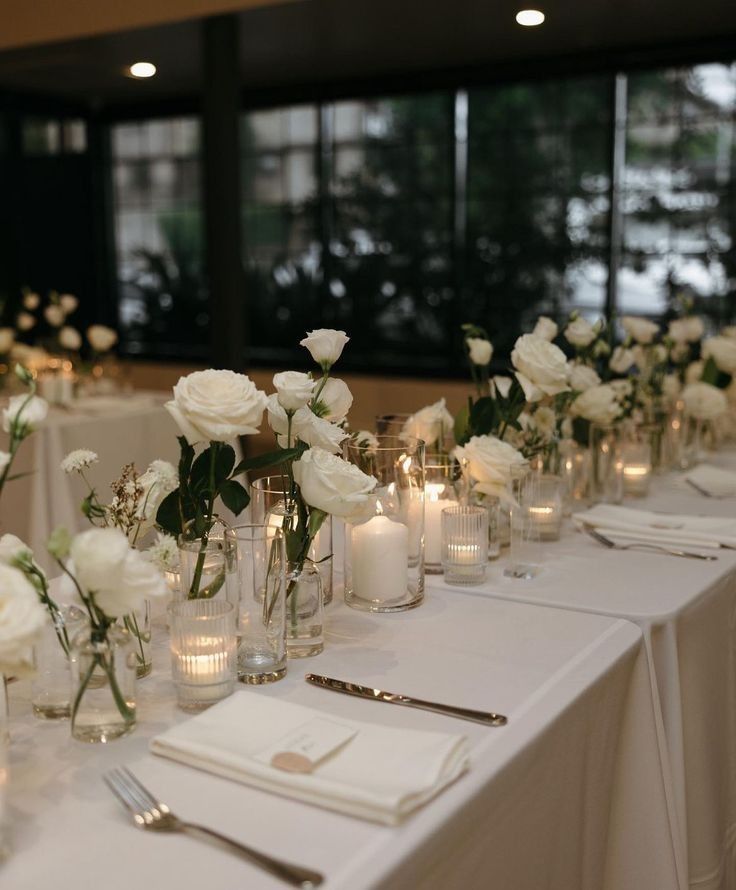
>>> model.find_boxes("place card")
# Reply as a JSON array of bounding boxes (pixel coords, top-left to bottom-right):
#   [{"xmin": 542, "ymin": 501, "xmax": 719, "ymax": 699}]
[{"xmin": 257, "ymin": 717, "xmax": 358, "ymax": 774}]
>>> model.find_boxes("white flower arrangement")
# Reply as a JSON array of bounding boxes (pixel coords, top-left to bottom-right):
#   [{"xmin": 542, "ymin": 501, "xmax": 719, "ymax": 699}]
[{"xmin": 61, "ymin": 449, "xmax": 99, "ymax": 474}]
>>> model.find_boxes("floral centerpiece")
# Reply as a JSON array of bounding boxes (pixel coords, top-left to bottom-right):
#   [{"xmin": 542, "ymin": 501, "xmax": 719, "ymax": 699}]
[{"xmin": 0, "ymin": 365, "xmax": 48, "ymax": 507}]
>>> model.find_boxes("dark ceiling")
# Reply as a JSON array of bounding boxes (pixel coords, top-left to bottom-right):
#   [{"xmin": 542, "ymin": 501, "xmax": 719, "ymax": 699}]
[{"xmin": 0, "ymin": 0, "xmax": 735, "ymax": 109}]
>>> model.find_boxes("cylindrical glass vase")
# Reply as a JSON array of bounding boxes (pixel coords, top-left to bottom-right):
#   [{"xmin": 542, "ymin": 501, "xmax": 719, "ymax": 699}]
[
  {"xmin": 178, "ymin": 517, "xmax": 235, "ymax": 602},
  {"xmin": 558, "ymin": 439, "xmax": 590, "ymax": 516},
  {"xmin": 225, "ymin": 525, "xmax": 287, "ymax": 683},
  {"xmin": 423, "ymin": 454, "xmax": 465, "ymax": 573},
  {"xmin": 588, "ymin": 424, "xmax": 624, "ymax": 505},
  {"xmin": 69, "ymin": 625, "xmax": 137, "ymax": 743},
  {"xmin": 31, "ymin": 604, "xmax": 85, "ymax": 719},
  {"xmin": 469, "ymin": 490, "xmax": 501, "ymax": 559},
  {"xmin": 121, "ymin": 600, "xmax": 152, "ymax": 679},
  {"xmin": 505, "ymin": 464, "xmax": 542, "ymax": 580},
  {"xmin": 285, "ymin": 561, "xmax": 324, "ymax": 658},
  {"xmin": 344, "ymin": 435, "xmax": 425, "ymax": 612}
]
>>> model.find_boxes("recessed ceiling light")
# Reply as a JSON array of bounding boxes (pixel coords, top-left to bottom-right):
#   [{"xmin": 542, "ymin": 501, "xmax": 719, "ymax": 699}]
[
  {"xmin": 515, "ymin": 9, "xmax": 545, "ymax": 26},
  {"xmin": 128, "ymin": 61, "xmax": 157, "ymax": 79}
]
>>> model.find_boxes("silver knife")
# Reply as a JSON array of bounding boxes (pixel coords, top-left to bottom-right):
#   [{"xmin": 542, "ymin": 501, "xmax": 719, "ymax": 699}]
[{"xmin": 305, "ymin": 673, "xmax": 507, "ymax": 727}]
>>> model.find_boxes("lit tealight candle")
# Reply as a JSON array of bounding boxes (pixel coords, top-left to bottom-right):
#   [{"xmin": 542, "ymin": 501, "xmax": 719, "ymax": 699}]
[
  {"xmin": 528, "ymin": 503, "xmax": 562, "ymax": 541},
  {"xmin": 623, "ymin": 463, "xmax": 651, "ymax": 497}
]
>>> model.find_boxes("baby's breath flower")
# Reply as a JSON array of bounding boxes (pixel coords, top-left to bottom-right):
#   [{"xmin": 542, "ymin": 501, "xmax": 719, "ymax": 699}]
[{"xmin": 61, "ymin": 449, "xmax": 99, "ymax": 474}]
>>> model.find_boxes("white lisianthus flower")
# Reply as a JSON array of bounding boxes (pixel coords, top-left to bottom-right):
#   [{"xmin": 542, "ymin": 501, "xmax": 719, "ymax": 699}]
[
  {"xmin": 511, "ymin": 334, "xmax": 570, "ymax": 402},
  {"xmin": 609, "ymin": 345, "xmax": 636, "ymax": 374},
  {"xmin": 146, "ymin": 532, "xmax": 179, "ymax": 572},
  {"xmin": 569, "ymin": 363, "xmax": 601, "ymax": 392},
  {"xmin": 564, "ymin": 317, "xmax": 596, "ymax": 348},
  {"xmin": 532, "ymin": 317, "xmax": 558, "ymax": 341},
  {"xmin": 136, "ymin": 460, "xmax": 179, "ymax": 521},
  {"xmin": 59, "ymin": 326, "xmax": 82, "ymax": 351},
  {"xmin": 663, "ymin": 373, "xmax": 681, "ymax": 402},
  {"xmin": 622, "ymin": 316, "xmax": 659, "ymax": 345},
  {"xmin": 87, "ymin": 325, "xmax": 118, "ymax": 352},
  {"xmin": 23, "ymin": 292, "xmax": 40, "ymax": 311},
  {"xmin": 293, "ymin": 411, "xmax": 348, "ymax": 454},
  {"xmin": 0, "ymin": 565, "xmax": 47, "ymax": 676},
  {"xmin": 273, "ymin": 370, "xmax": 315, "ymax": 412},
  {"xmin": 0, "ymin": 533, "xmax": 32, "ymax": 566},
  {"xmin": 44, "ymin": 305, "xmax": 65, "ymax": 328},
  {"xmin": 0, "ymin": 451, "xmax": 10, "ymax": 473},
  {"xmin": 313, "ymin": 378, "xmax": 353, "ymax": 423},
  {"xmin": 570, "ymin": 384, "xmax": 620, "ymax": 425},
  {"xmin": 266, "ymin": 393, "xmax": 290, "ymax": 436},
  {"xmin": 3, "ymin": 393, "xmax": 48, "ymax": 435},
  {"xmin": 466, "ymin": 337, "xmax": 494, "ymax": 365},
  {"xmin": 669, "ymin": 316, "xmax": 704, "ymax": 344},
  {"xmin": 685, "ymin": 360, "xmax": 704, "ymax": 384},
  {"xmin": 60, "ymin": 449, "xmax": 99, "ymax": 474},
  {"xmin": 401, "ymin": 399, "xmax": 454, "ymax": 448},
  {"xmin": 702, "ymin": 336, "xmax": 736, "ymax": 375},
  {"xmin": 293, "ymin": 448, "xmax": 377, "ymax": 519},
  {"xmin": 59, "ymin": 294, "xmax": 78, "ymax": 315},
  {"xmin": 0, "ymin": 328, "xmax": 15, "ymax": 354},
  {"xmin": 17, "ymin": 311, "xmax": 36, "ymax": 331},
  {"xmin": 299, "ymin": 329, "xmax": 350, "ymax": 369},
  {"xmin": 453, "ymin": 435, "xmax": 527, "ymax": 496},
  {"xmin": 682, "ymin": 382, "xmax": 728, "ymax": 421},
  {"xmin": 491, "ymin": 376, "xmax": 513, "ymax": 398},
  {"xmin": 166, "ymin": 369, "xmax": 267, "ymax": 444}
]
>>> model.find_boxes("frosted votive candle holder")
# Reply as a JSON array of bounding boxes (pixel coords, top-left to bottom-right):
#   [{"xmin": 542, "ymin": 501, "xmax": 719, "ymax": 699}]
[
  {"xmin": 441, "ymin": 506, "xmax": 488, "ymax": 585},
  {"xmin": 169, "ymin": 600, "xmax": 236, "ymax": 710},
  {"xmin": 528, "ymin": 475, "xmax": 564, "ymax": 541}
]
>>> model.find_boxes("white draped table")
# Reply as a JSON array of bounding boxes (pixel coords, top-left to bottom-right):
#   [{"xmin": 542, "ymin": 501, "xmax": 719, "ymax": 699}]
[
  {"xmin": 0, "ymin": 393, "xmax": 179, "ymax": 572},
  {"xmin": 429, "ymin": 454, "xmax": 736, "ymax": 890},
  {"xmin": 4, "ymin": 588, "xmax": 679, "ymax": 890}
]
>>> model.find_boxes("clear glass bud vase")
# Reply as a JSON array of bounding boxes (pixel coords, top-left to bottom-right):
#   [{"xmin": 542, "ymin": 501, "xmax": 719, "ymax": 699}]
[
  {"xmin": 31, "ymin": 604, "xmax": 85, "ymax": 719},
  {"xmin": 69, "ymin": 625, "xmax": 137, "ymax": 743},
  {"xmin": 285, "ymin": 561, "xmax": 324, "ymax": 658},
  {"xmin": 121, "ymin": 600, "xmax": 152, "ymax": 679}
]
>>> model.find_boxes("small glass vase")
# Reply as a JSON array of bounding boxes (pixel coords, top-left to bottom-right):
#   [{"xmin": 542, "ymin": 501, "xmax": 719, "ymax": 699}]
[
  {"xmin": 424, "ymin": 453, "xmax": 465, "ymax": 574},
  {"xmin": 286, "ymin": 561, "xmax": 324, "ymax": 658},
  {"xmin": 469, "ymin": 489, "xmax": 501, "ymax": 559},
  {"xmin": 588, "ymin": 423, "xmax": 624, "ymax": 505},
  {"xmin": 505, "ymin": 464, "xmax": 542, "ymax": 580},
  {"xmin": 121, "ymin": 600, "xmax": 152, "ymax": 679},
  {"xmin": 69, "ymin": 625, "xmax": 137, "ymax": 743},
  {"xmin": 178, "ymin": 518, "xmax": 235, "ymax": 602},
  {"xmin": 31, "ymin": 604, "xmax": 85, "ymax": 719}
]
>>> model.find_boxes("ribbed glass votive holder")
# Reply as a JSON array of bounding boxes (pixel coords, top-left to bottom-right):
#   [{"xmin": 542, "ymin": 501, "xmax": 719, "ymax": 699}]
[{"xmin": 441, "ymin": 505, "xmax": 488, "ymax": 585}]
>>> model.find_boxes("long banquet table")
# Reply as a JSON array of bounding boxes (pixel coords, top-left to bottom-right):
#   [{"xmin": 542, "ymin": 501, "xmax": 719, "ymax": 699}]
[
  {"xmin": 427, "ymin": 455, "xmax": 736, "ymax": 890},
  {"xmin": 5, "ymin": 587, "xmax": 680, "ymax": 889}
]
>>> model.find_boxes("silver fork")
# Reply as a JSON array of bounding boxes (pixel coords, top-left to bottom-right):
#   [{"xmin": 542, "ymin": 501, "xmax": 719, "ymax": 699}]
[
  {"xmin": 582, "ymin": 524, "xmax": 718, "ymax": 561},
  {"xmin": 104, "ymin": 767, "xmax": 324, "ymax": 888}
]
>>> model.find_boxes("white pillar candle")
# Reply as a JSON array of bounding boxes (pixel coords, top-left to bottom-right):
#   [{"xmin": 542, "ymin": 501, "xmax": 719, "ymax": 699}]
[
  {"xmin": 351, "ymin": 514, "xmax": 408, "ymax": 604},
  {"xmin": 424, "ymin": 483, "xmax": 458, "ymax": 566}
]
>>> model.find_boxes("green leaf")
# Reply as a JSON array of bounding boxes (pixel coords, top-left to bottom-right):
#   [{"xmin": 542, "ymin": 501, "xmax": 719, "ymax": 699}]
[
  {"xmin": 215, "ymin": 444, "xmax": 236, "ymax": 482},
  {"xmin": 232, "ymin": 447, "xmax": 303, "ymax": 477},
  {"xmin": 468, "ymin": 396, "xmax": 497, "ymax": 437},
  {"xmin": 453, "ymin": 404, "xmax": 470, "ymax": 446},
  {"xmin": 571, "ymin": 417, "xmax": 590, "ymax": 448},
  {"xmin": 219, "ymin": 479, "xmax": 250, "ymax": 516},
  {"xmin": 700, "ymin": 355, "xmax": 732, "ymax": 389},
  {"xmin": 156, "ymin": 490, "xmax": 183, "ymax": 536}
]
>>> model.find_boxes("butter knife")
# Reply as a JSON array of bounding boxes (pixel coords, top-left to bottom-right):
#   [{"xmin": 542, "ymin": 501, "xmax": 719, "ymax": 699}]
[{"xmin": 305, "ymin": 673, "xmax": 507, "ymax": 727}]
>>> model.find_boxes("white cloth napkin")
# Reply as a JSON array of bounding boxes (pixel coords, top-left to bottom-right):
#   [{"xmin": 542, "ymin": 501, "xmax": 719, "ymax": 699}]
[
  {"xmin": 683, "ymin": 464, "xmax": 736, "ymax": 498},
  {"xmin": 573, "ymin": 504, "xmax": 736, "ymax": 549},
  {"xmin": 150, "ymin": 690, "xmax": 469, "ymax": 826}
]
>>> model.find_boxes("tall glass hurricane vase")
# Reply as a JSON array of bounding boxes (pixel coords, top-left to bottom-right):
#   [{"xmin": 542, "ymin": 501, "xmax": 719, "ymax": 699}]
[{"xmin": 344, "ymin": 435, "xmax": 425, "ymax": 612}]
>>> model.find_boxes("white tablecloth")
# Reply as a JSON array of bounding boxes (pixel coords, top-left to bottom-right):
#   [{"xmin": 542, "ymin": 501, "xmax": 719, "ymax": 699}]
[
  {"xmin": 429, "ymin": 455, "xmax": 736, "ymax": 889},
  {"xmin": 0, "ymin": 393, "xmax": 179, "ymax": 571},
  {"xmin": 4, "ymin": 589, "xmax": 679, "ymax": 889}
]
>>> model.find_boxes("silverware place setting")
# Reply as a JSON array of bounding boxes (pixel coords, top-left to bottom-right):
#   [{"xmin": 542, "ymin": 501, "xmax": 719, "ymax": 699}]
[{"xmin": 582, "ymin": 524, "xmax": 718, "ymax": 561}]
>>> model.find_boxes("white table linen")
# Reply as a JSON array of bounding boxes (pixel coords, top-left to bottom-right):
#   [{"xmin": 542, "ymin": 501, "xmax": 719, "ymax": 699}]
[
  {"xmin": 4, "ymin": 589, "xmax": 679, "ymax": 889},
  {"xmin": 432, "ymin": 456, "xmax": 736, "ymax": 889}
]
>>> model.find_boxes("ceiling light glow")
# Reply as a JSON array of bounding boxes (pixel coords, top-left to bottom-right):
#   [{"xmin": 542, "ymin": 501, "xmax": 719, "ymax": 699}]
[
  {"xmin": 515, "ymin": 9, "xmax": 545, "ymax": 26},
  {"xmin": 128, "ymin": 61, "xmax": 157, "ymax": 79}
]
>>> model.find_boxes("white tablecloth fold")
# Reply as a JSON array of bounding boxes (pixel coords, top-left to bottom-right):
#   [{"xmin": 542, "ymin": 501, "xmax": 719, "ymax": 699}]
[
  {"xmin": 150, "ymin": 690, "xmax": 469, "ymax": 825},
  {"xmin": 572, "ymin": 503, "xmax": 736, "ymax": 548}
]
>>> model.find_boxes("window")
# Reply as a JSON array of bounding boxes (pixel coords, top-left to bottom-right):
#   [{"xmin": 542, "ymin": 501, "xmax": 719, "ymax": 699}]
[{"xmin": 111, "ymin": 118, "xmax": 206, "ymax": 357}]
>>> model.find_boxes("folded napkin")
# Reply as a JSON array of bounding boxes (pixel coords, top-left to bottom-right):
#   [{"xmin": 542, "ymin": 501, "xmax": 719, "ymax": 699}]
[
  {"xmin": 150, "ymin": 690, "xmax": 469, "ymax": 825},
  {"xmin": 683, "ymin": 464, "xmax": 736, "ymax": 498},
  {"xmin": 573, "ymin": 504, "xmax": 736, "ymax": 549}
]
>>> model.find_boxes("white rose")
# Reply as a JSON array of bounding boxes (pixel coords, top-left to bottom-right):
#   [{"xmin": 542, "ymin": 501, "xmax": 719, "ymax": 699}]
[
  {"xmin": 300, "ymin": 329, "xmax": 350, "ymax": 368},
  {"xmin": 70, "ymin": 527, "xmax": 130, "ymax": 594},
  {"xmin": 0, "ymin": 533, "xmax": 32, "ymax": 566},
  {"xmin": 87, "ymin": 325, "xmax": 118, "ymax": 352},
  {"xmin": 293, "ymin": 411, "xmax": 348, "ymax": 454},
  {"xmin": 3, "ymin": 394, "xmax": 48, "ymax": 434},
  {"xmin": 702, "ymin": 336, "xmax": 736, "ymax": 375},
  {"xmin": 44, "ymin": 305, "xmax": 65, "ymax": 327},
  {"xmin": 401, "ymin": 398, "xmax": 454, "ymax": 448},
  {"xmin": 23, "ymin": 292, "xmax": 40, "ymax": 310},
  {"xmin": 0, "ymin": 565, "xmax": 47, "ymax": 676},
  {"xmin": 511, "ymin": 334, "xmax": 569, "ymax": 402},
  {"xmin": 136, "ymin": 460, "xmax": 178, "ymax": 522},
  {"xmin": 569, "ymin": 363, "xmax": 601, "ymax": 392},
  {"xmin": 532, "ymin": 317, "xmax": 558, "ymax": 341},
  {"xmin": 59, "ymin": 326, "xmax": 82, "ymax": 351},
  {"xmin": 453, "ymin": 435, "xmax": 527, "ymax": 495},
  {"xmin": 663, "ymin": 373, "xmax": 681, "ymax": 402},
  {"xmin": 722, "ymin": 326, "xmax": 736, "ymax": 340},
  {"xmin": 293, "ymin": 447, "xmax": 377, "ymax": 519},
  {"xmin": 564, "ymin": 317, "xmax": 596, "ymax": 348},
  {"xmin": 166, "ymin": 369, "xmax": 267, "ymax": 444},
  {"xmin": 669, "ymin": 316, "xmax": 704, "ymax": 343},
  {"xmin": 682, "ymin": 382, "xmax": 728, "ymax": 421},
  {"xmin": 685, "ymin": 360, "xmax": 704, "ymax": 384},
  {"xmin": 95, "ymin": 547, "xmax": 167, "ymax": 618},
  {"xmin": 0, "ymin": 328, "xmax": 15, "ymax": 353},
  {"xmin": 570, "ymin": 384, "xmax": 620, "ymax": 425},
  {"xmin": 314, "ymin": 378, "xmax": 353, "ymax": 422},
  {"xmin": 622, "ymin": 316, "xmax": 659, "ymax": 344},
  {"xmin": 17, "ymin": 312, "xmax": 36, "ymax": 331},
  {"xmin": 609, "ymin": 346, "xmax": 636, "ymax": 374},
  {"xmin": 491, "ymin": 376, "xmax": 513, "ymax": 398},
  {"xmin": 466, "ymin": 337, "xmax": 493, "ymax": 365},
  {"xmin": 273, "ymin": 370, "xmax": 314, "ymax": 412},
  {"xmin": 59, "ymin": 294, "xmax": 78, "ymax": 315}
]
